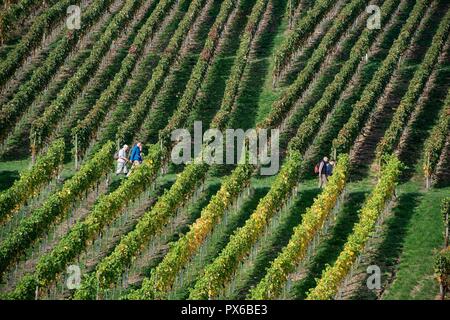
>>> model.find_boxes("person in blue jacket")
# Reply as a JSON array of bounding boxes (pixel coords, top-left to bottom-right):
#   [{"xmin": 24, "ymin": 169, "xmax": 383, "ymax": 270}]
[{"xmin": 127, "ymin": 142, "xmax": 143, "ymax": 177}]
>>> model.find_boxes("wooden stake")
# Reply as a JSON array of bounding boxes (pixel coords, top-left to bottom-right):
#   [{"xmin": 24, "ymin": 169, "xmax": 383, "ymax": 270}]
[
  {"xmin": 74, "ymin": 133, "xmax": 78, "ymax": 171},
  {"xmin": 425, "ymin": 153, "xmax": 431, "ymax": 189},
  {"xmin": 31, "ymin": 139, "xmax": 36, "ymax": 165},
  {"xmin": 445, "ymin": 209, "xmax": 449, "ymax": 248},
  {"xmin": 288, "ymin": 0, "xmax": 293, "ymax": 30}
]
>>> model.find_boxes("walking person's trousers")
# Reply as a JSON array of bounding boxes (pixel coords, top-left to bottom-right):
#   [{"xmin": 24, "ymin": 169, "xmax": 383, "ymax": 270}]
[
  {"xmin": 116, "ymin": 161, "xmax": 128, "ymax": 174},
  {"xmin": 319, "ymin": 174, "xmax": 327, "ymax": 188},
  {"xmin": 126, "ymin": 160, "xmax": 141, "ymax": 177}
]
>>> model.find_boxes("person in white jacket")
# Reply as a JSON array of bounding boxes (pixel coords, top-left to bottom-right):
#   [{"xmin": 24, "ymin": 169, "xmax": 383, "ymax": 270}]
[{"xmin": 116, "ymin": 144, "xmax": 129, "ymax": 175}]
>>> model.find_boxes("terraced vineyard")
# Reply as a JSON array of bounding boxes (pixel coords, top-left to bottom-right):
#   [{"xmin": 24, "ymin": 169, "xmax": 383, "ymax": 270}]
[{"xmin": 0, "ymin": 0, "xmax": 449, "ymax": 301}]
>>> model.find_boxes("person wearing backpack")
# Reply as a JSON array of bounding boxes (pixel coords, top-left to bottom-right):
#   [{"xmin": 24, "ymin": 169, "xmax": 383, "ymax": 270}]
[
  {"xmin": 316, "ymin": 156, "xmax": 329, "ymax": 188},
  {"xmin": 115, "ymin": 144, "xmax": 129, "ymax": 175}
]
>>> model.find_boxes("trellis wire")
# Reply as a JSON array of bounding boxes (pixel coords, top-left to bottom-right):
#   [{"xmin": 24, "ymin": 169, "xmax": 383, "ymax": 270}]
[
  {"xmin": 0, "ymin": 169, "xmax": 62, "ymax": 242},
  {"xmin": 216, "ymin": 183, "xmax": 301, "ymax": 299},
  {"xmin": 280, "ymin": 188, "xmax": 347, "ymax": 299},
  {"xmin": 0, "ymin": 173, "xmax": 111, "ymax": 295},
  {"xmin": 334, "ymin": 194, "xmax": 395, "ymax": 300},
  {"xmin": 106, "ymin": 178, "xmax": 208, "ymax": 299},
  {"xmin": 166, "ymin": 185, "xmax": 254, "ymax": 299}
]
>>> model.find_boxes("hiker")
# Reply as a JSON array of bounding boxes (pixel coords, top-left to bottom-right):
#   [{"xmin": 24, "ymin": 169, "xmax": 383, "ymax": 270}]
[
  {"xmin": 326, "ymin": 159, "xmax": 336, "ymax": 177},
  {"xmin": 315, "ymin": 156, "xmax": 329, "ymax": 188},
  {"xmin": 127, "ymin": 142, "xmax": 143, "ymax": 177},
  {"xmin": 116, "ymin": 144, "xmax": 129, "ymax": 175}
]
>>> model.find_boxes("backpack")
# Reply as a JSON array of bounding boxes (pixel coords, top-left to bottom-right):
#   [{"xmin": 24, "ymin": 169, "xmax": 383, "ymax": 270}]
[
  {"xmin": 326, "ymin": 163, "xmax": 333, "ymax": 176},
  {"xmin": 314, "ymin": 163, "xmax": 320, "ymax": 174}
]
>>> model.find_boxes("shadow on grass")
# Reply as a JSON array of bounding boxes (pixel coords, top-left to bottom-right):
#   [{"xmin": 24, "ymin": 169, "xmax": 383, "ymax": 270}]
[
  {"xmin": 290, "ymin": 191, "xmax": 367, "ymax": 299},
  {"xmin": 352, "ymin": 192, "xmax": 421, "ymax": 299},
  {"xmin": 435, "ymin": 175, "xmax": 450, "ymax": 189},
  {"xmin": 211, "ymin": 0, "xmax": 286, "ymax": 178},
  {"xmin": 230, "ymin": 0, "xmax": 286, "ymax": 131},
  {"xmin": 0, "ymin": 170, "xmax": 20, "ymax": 191},
  {"xmin": 170, "ymin": 186, "xmax": 271, "ymax": 299}
]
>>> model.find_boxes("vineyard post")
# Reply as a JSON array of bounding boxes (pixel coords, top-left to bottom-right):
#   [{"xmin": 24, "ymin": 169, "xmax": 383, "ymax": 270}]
[
  {"xmin": 332, "ymin": 148, "xmax": 337, "ymax": 161},
  {"xmin": 288, "ymin": 0, "xmax": 294, "ymax": 30},
  {"xmin": 378, "ymin": 157, "xmax": 382, "ymax": 180},
  {"xmin": 425, "ymin": 153, "xmax": 431, "ymax": 189},
  {"xmin": 31, "ymin": 134, "xmax": 36, "ymax": 165},
  {"xmin": 445, "ymin": 207, "xmax": 449, "ymax": 248},
  {"xmin": 96, "ymin": 275, "xmax": 100, "ymax": 300},
  {"xmin": 75, "ymin": 133, "xmax": 78, "ymax": 171}
]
